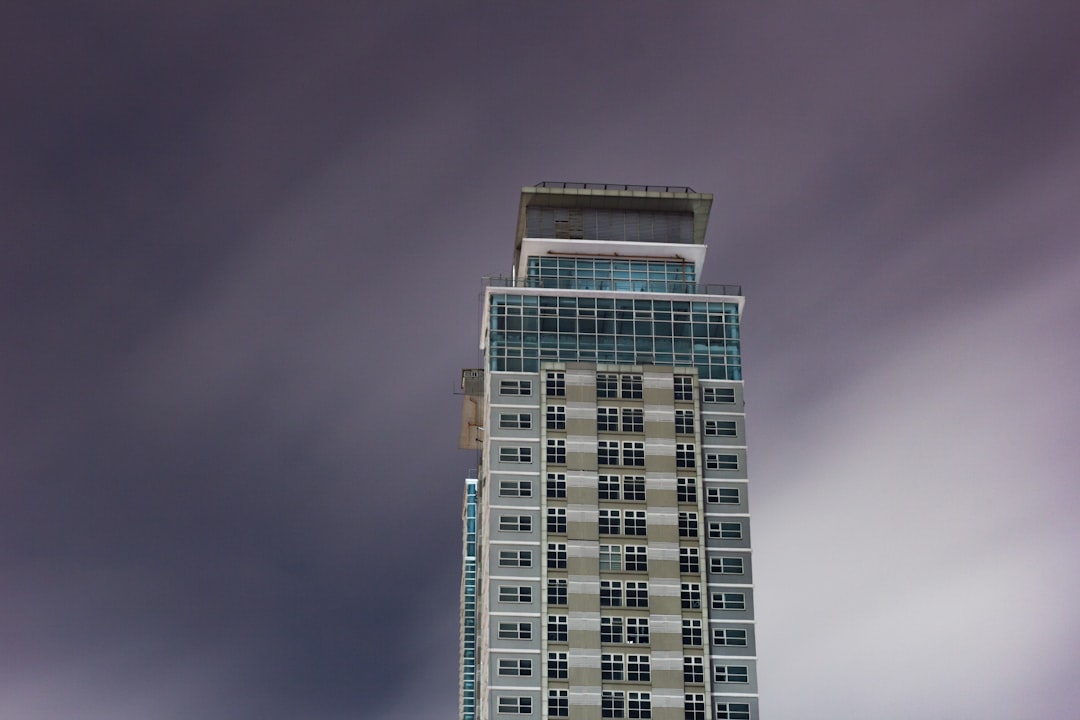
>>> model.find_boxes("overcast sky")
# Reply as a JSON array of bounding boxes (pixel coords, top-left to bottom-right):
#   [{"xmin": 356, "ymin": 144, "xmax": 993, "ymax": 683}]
[{"xmin": 3, "ymin": 3, "xmax": 1079, "ymax": 719}]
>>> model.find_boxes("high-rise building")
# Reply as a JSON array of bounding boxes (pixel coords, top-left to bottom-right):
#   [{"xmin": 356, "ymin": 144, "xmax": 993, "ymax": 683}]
[{"xmin": 459, "ymin": 183, "xmax": 757, "ymax": 720}]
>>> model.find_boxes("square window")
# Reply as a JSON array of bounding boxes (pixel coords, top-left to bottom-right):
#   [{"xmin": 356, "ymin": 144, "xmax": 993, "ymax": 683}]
[
  {"xmin": 707, "ymin": 487, "xmax": 740, "ymax": 505},
  {"xmin": 679, "ymin": 547, "xmax": 700, "ymax": 574},
  {"xmin": 627, "ymin": 654, "xmax": 651, "ymax": 682},
  {"xmin": 600, "ymin": 580, "xmax": 623, "ymax": 607},
  {"xmin": 677, "ymin": 477, "xmax": 697, "ymax": 503},
  {"xmin": 626, "ymin": 617, "xmax": 649, "ymax": 644},
  {"xmin": 598, "ymin": 441, "xmax": 619, "ymax": 466},
  {"xmin": 546, "ymin": 405, "xmax": 566, "ymax": 430},
  {"xmin": 624, "ymin": 510, "xmax": 647, "ymax": 536},
  {"xmin": 628, "ymin": 691, "xmax": 651, "ymax": 719},
  {"xmin": 625, "ymin": 545, "xmax": 648, "ymax": 572},
  {"xmin": 546, "ymin": 371, "xmax": 565, "ymax": 397},
  {"xmin": 601, "ymin": 616, "xmax": 624, "ymax": 643},
  {"xmin": 599, "ymin": 544, "xmax": 622, "ymax": 571},
  {"xmin": 622, "ymin": 441, "xmax": 645, "ymax": 467},
  {"xmin": 621, "ymin": 408, "xmax": 644, "ymax": 433},
  {"xmin": 674, "ymin": 375, "xmax": 694, "ymax": 401},
  {"xmin": 597, "ymin": 373, "xmax": 619, "ymax": 398},
  {"xmin": 621, "ymin": 374, "xmax": 643, "ymax": 399},
  {"xmin": 675, "ymin": 409, "xmax": 694, "ymax": 435},
  {"xmin": 599, "ymin": 509, "xmax": 621, "ymax": 535},
  {"xmin": 548, "ymin": 543, "xmax": 567, "ymax": 569},
  {"xmin": 623, "ymin": 476, "xmax": 646, "ymax": 501},
  {"xmin": 598, "ymin": 407, "xmax": 619, "ymax": 432},
  {"xmin": 601, "ymin": 654, "xmax": 625, "ymax": 681},
  {"xmin": 602, "ymin": 690, "xmax": 625, "ymax": 719},
  {"xmin": 499, "ymin": 412, "xmax": 532, "ymax": 430},
  {"xmin": 683, "ymin": 656, "xmax": 704, "ymax": 684},
  {"xmin": 599, "ymin": 474, "xmax": 620, "ymax": 500},
  {"xmin": 548, "ymin": 615, "xmax": 568, "ymax": 643},
  {"xmin": 625, "ymin": 581, "xmax": 648, "ymax": 608},
  {"xmin": 546, "ymin": 473, "xmax": 566, "ymax": 499},
  {"xmin": 499, "ymin": 480, "xmax": 532, "ymax": 498}
]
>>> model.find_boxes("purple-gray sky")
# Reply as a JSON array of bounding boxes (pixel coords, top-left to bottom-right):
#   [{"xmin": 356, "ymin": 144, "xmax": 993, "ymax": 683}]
[{"xmin": 3, "ymin": 3, "xmax": 1079, "ymax": 718}]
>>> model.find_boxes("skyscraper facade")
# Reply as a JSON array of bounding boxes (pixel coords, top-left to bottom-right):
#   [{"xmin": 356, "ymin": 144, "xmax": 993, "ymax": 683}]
[{"xmin": 460, "ymin": 183, "xmax": 757, "ymax": 720}]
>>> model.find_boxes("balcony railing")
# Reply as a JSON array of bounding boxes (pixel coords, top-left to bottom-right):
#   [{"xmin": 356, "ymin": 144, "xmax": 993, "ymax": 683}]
[
  {"xmin": 483, "ymin": 275, "xmax": 742, "ymax": 297},
  {"xmin": 535, "ymin": 181, "xmax": 697, "ymax": 193}
]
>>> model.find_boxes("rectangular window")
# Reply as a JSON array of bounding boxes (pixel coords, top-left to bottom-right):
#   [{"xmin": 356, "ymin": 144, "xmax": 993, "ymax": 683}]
[
  {"xmin": 500, "ymin": 447, "xmax": 533, "ymax": 464},
  {"xmin": 546, "ymin": 371, "xmax": 565, "ymax": 397},
  {"xmin": 599, "ymin": 509, "xmax": 621, "ymax": 535},
  {"xmin": 498, "ymin": 585, "xmax": 532, "ymax": 603},
  {"xmin": 712, "ymin": 591, "xmax": 747, "ymax": 611},
  {"xmin": 621, "ymin": 374, "xmax": 643, "ymax": 399},
  {"xmin": 676, "ymin": 443, "xmax": 696, "ymax": 468},
  {"xmin": 626, "ymin": 617, "xmax": 649, "ymax": 644},
  {"xmin": 623, "ymin": 476, "xmax": 646, "ymax": 501},
  {"xmin": 674, "ymin": 375, "xmax": 693, "ymax": 401},
  {"xmin": 601, "ymin": 616, "xmax": 624, "ymax": 643},
  {"xmin": 627, "ymin": 654, "xmax": 651, "ymax": 682},
  {"xmin": 679, "ymin": 546, "xmax": 700, "ymax": 574},
  {"xmin": 624, "ymin": 510, "xmax": 647, "ymax": 536},
  {"xmin": 714, "ymin": 665, "xmax": 750, "ymax": 683},
  {"xmin": 548, "ymin": 652, "xmax": 568, "ymax": 679},
  {"xmin": 707, "ymin": 522, "xmax": 741, "ymax": 539},
  {"xmin": 685, "ymin": 694, "xmax": 705, "ymax": 720},
  {"xmin": 598, "ymin": 441, "xmax": 619, "ymax": 466},
  {"xmin": 499, "ymin": 412, "xmax": 532, "ymax": 430},
  {"xmin": 624, "ymin": 545, "xmax": 648, "ymax": 572},
  {"xmin": 601, "ymin": 654, "xmax": 625, "ymax": 681},
  {"xmin": 498, "ymin": 622, "xmax": 532, "ymax": 640},
  {"xmin": 599, "ymin": 474, "xmax": 620, "ymax": 500},
  {"xmin": 499, "ymin": 515, "xmax": 531, "ymax": 532},
  {"xmin": 548, "ymin": 615, "xmax": 568, "ymax": 643},
  {"xmin": 713, "ymin": 628, "xmax": 749, "ymax": 646},
  {"xmin": 628, "ymin": 691, "xmax": 651, "ymax": 719},
  {"xmin": 710, "ymin": 556, "xmax": 745, "ymax": 575},
  {"xmin": 707, "ymin": 486, "xmax": 740, "ymax": 505},
  {"xmin": 704, "ymin": 419, "xmax": 738, "ymax": 436},
  {"xmin": 684, "ymin": 656, "xmax": 704, "ymax": 684},
  {"xmin": 548, "ymin": 543, "xmax": 567, "ymax": 569},
  {"xmin": 547, "ymin": 508, "xmax": 567, "ymax": 534},
  {"xmin": 678, "ymin": 512, "xmax": 699, "ymax": 538},
  {"xmin": 497, "ymin": 696, "xmax": 532, "ymax": 715},
  {"xmin": 622, "ymin": 441, "xmax": 645, "ymax": 467},
  {"xmin": 499, "ymin": 479, "xmax": 532, "ymax": 497},
  {"xmin": 621, "ymin": 407, "xmax": 644, "ymax": 433},
  {"xmin": 548, "ymin": 690, "xmax": 568, "ymax": 718},
  {"xmin": 597, "ymin": 373, "xmax": 618, "ymax": 398},
  {"xmin": 677, "ymin": 477, "xmax": 697, "ymax": 503},
  {"xmin": 546, "ymin": 438, "xmax": 566, "ymax": 465},
  {"xmin": 602, "ymin": 690, "xmax": 625, "ymax": 719},
  {"xmin": 600, "ymin": 580, "xmax": 623, "ymax": 607},
  {"xmin": 599, "ymin": 544, "xmax": 622, "ymax": 571},
  {"xmin": 598, "ymin": 407, "xmax": 619, "ymax": 432},
  {"xmin": 546, "ymin": 405, "xmax": 566, "ymax": 430},
  {"xmin": 498, "ymin": 658, "xmax": 533, "ymax": 676},
  {"xmin": 702, "ymin": 386, "xmax": 735, "ymax": 403},
  {"xmin": 546, "ymin": 473, "xmax": 566, "ymax": 498},
  {"xmin": 548, "ymin": 578, "xmax": 568, "ymax": 606},
  {"xmin": 716, "ymin": 702, "xmax": 751, "ymax": 720},
  {"xmin": 626, "ymin": 581, "xmax": 648, "ymax": 608},
  {"xmin": 675, "ymin": 409, "xmax": 694, "ymax": 435},
  {"xmin": 681, "ymin": 582, "xmax": 701, "ymax": 609},
  {"xmin": 500, "ymin": 380, "xmax": 532, "ymax": 396},
  {"xmin": 498, "ymin": 550, "xmax": 532, "ymax": 568},
  {"xmin": 682, "ymin": 619, "xmax": 702, "ymax": 646},
  {"xmin": 706, "ymin": 453, "xmax": 739, "ymax": 470}
]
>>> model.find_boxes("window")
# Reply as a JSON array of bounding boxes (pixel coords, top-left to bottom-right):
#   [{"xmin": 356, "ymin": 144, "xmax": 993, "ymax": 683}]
[
  {"xmin": 598, "ymin": 407, "xmax": 619, "ymax": 432},
  {"xmin": 674, "ymin": 375, "xmax": 693, "ymax": 401},
  {"xmin": 597, "ymin": 373, "xmax": 618, "ymax": 398},
  {"xmin": 546, "ymin": 405, "xmax": 566, "ymax": 430},
  {"xmin": 498, "ymin": 622, "xmax": 532, "ymax": 640},
  {"xmin": 710, "ymin": 556, "xmax": 745, "ymax": 574},
  {"xmin": 622, "ymin": 441, "xmax": 645, "ymax": 467},
  {"xmin": 499, "ymin": 515, "xmax": 532, "ymax": 532},
  {"xmin": 546, "ymin": 473, "xmax": 566, "ymax": 498},
  {"xmin": 498, "ymin": 550, "xmax": 532, "ymax": 568},
  {"xmin": 682, "ymin": 619, "xmax": 702, "ymax": 646},
  {"xmin": 548, "ymin": 652, "xmax": 568, "ymax": 679},
  {"xmin": 599, "ymin": 474, "xmax": 620, "ymax": 500},
  {"xmin": 621, "ymin": 407, "xmax": 644, "ymax": 433},
  {"xmin": 711, "ymin": 521, "xmax": 743, "ymax": 539},
  {"xmin": 497, "ymin": 696, "xmax": 532, "ymax": 715},
  {"xmin": 678, "ymin": 512, "xmax": 698, "ymax": 538},
  {"xmin": 628, "ymin": 691, "xmax": 651, "ymax": 719},
  {"xmin": 714, "ymin": 665, "xmax": 749, "ymax": 683},
  {"xmin": 547, "ymin": 543, "xmax": 567, "ymax": 569},
  {"xmin": 621, "ymin": 374, "xmax": 643, "ymax": 399},
  {"xmin": 683, "ymin": 656, "xmax": 704, "ymax": 684},
  {"xmin": 716, "ymin": 702, "xmax": 751, "ymax": 720},
  {"xmin": 499, "ymin": 412, "xmax": 532, "ymax": 430},
  {"xmin": 548, "ymin": 578, "xmax": 568, "ymax": 606},
  {"xmin": 546, "ymin": 438, "xmax": 566, "ymax": 464},
  {"xmin": 601, "ymin": 654, "xmax": 625, "ymax": 681},
  {"xmin": 498, "ymin": 585, "xmax": 532, "ymax": 603},
  {"xmin": 500, "ymin": 447, "xmax": 533, "ymax": 464},
  {"xmin": 712, "ymin": 591, "xmax": 746, "ymax": 611},
  {"xmin": 677, "ymin": 477, "xmax": 697, "ymax": 503},
  {"xmin": 498, "ymin": 658, "xmax": 533, "ymax": 676},
  {"xmin": 599, "ymin": 544, "xmax": 622, "ymax": 571},
  {"xmin": 548, "ymin": 615, "xmax": 568, "ymax": 643},
  {"xmin": 707, "ymin": 486, "xmax": 740, "ymax": 504},
  {"xmin": 713, "ymin": 628, "xmax": 749, "ymax": 646},
  {"xmin": 626, "ymin": 581, "xmax": 648, "ymax": 608},
  {"xmin": 624, "ymin": 510, "xmax": 647, "ymax": 536},
  {"xmin": 627, "ymin": 654, "xmax": 651, "ymax": 682},
  {"xmin": 706, "ymin": 453, "xmax": 739, "ymax": 470},
  {"xmin": 680, "ymin": 546, "xmax": 700, "ymax": 574},
  {"xmin": 623, "ymin": 476, "xmax": 646, "ymax": 501},
  {"xmin": 601, "ymin": 580, "xmax": 623, "ymax": 607},
  {"xmin": 602, "ymin": 690, "xmax": 625, "ymax": 719},
  {"xmin": 601, "ymin": 616, "xmax": 624, "ymax": 643},
  {"xmin": 500, "ymin": 380, "xmax": 532, "ymax": 396},
  {"xmin": 546, "ymin": 371, "xmax": 565, "ymax": 397},
  {"xmin": 547, "ymin": 508, "xmax": 566, "ymax": 534},
  {"xmin": 676, "ymin": 443, "xmax": 696, "ymax": 468},
  {"xmin": 681, "ymin": 582, "xmax": 701, "ymax": 609},
  {"xmin": 702, "ymin": 386, "xmax": 735, "ymax": 403},
  {"xmin": 626, "ymin": 617, "xmax": 649, "ymax": 644},
  {"xmin": 499, "ymin": 479, "xmax": 532, "ymax": 497},
  {"xmin": 598, "ymin": 441, "xmax": 619, "ymax": 466},
  {"xmin": 675, "ymin": 409, "xmax": 694, "ymax": 435},
  {"xmin": 685, "ymin": 693, "xmax": 706, "ymax": 720},
  {"xmin": 625, "ymin": 545, "xmax": 648, "ymax": 572},
  {"xmin": 599, "ymin": 509, "xmax": 621, "ymax": 535},
  {"xmin": 548, "ymin": 690, "xmax": 568, "ymax": 718},
  {"xmin": 704, "ymin": 419, "xmax": 738, "ymax": 437}
]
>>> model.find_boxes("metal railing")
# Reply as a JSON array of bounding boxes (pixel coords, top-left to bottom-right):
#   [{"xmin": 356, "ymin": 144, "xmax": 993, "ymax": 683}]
[
  {"xmin": 483, "ymin": 275, "xmax": 742, "ymax": 297},
  {"xmin": 535, "ymin": 181, "xmax": 697, "ymax": 193}
]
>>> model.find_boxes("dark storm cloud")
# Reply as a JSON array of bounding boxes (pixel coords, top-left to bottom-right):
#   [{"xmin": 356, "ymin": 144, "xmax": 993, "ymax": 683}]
[{"xmin": 3, "ymin": 2, "xmax": 1079, "ymax": 718}]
